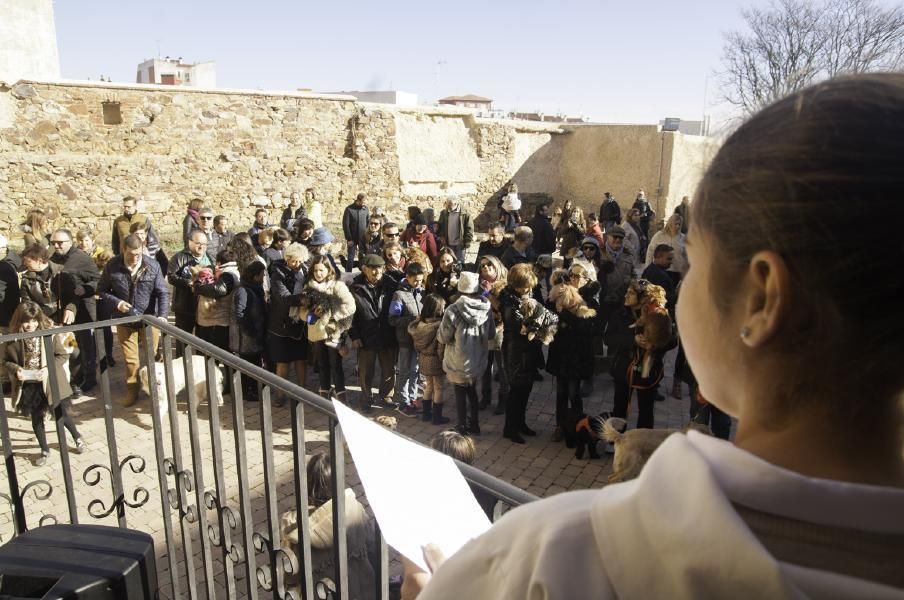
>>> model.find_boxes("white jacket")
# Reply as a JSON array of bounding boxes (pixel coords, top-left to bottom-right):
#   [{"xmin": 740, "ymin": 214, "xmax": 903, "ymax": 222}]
[{"xmin": 419, "ymin": 431, "xmax": 904, "ymax": 599}]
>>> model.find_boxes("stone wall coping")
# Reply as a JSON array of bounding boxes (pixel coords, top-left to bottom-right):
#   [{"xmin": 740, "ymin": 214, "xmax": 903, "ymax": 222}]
[{"xmin": 1, "ymin": 78, "xmax": 360, "ymax": 103}]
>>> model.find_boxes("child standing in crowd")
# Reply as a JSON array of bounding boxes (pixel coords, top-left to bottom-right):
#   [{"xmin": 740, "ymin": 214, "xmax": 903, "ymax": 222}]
[
  {"xmin": 478, "ymin": 256, "xmax": 508, "ymax": 414},
  {"xmin": 498, "ymin": 183, "xmax": 522, "ymax": 233},
  {"xmin": 298, "ymin": 256, "xmax": 356, "ymax": 403},
  {"xmin": 438, "ymin": 272, "xmax": 494, "ymax": 436},
  {"xmin": 389, "ymin": 263, "xmax": 426, "ymax": 415},
  {"xmin": 5, "ymin": 301, "xmax": 86, "ymax": 466},
  {"xmin": 408, "ymin": 294, "xmax": 451, "ymax": 425}
]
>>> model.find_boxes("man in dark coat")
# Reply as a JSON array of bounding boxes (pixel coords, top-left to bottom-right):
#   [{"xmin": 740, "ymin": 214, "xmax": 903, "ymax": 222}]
[
  {"xmin": 528, "ymin": 204, "xmax": 556, "ymax": 256},
  {"xmin": 632, "ymin": 190, "xmax": 655, "ymax": 238},
  {"xmin": 349, "ymin": 254, "xmax": 399, "ymax": 412},
  {"xmin": 437, "ymin": 197, "xmax": 475, "ymax": 263},
  {"xmin": 0, "ymin": 234, "xmax": 20, "ymax": 391},
  {"xmin": 342, "ymin": 193, "xmax": 369, "ymax": 272},
  {"xmin": 642, "ymin": 243, "xmax": 677, "ymax": 316},
  {"xmin": 476, "ymin": 224, "xmax": 510, "ymax": 263},
  {"xmin": 98, "ymin": 234, "xmax": 170, "ymax": 406},
  {"xmin": 50, "ymin": 228, "xmax": 100, "ymax": 392},
  {"xmin": 167, "ymin": 229, "xmax": 213, "ymax": 336},
  {"xmin": 599, "ymin": 192, "xmax": 621, "ymax": 232}
]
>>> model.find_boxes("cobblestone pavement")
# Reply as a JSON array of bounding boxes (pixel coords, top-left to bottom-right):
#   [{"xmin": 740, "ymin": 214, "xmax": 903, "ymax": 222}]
[{"xmin": 0, "ymin": 327, "xmax": 700, "ymax": 598}]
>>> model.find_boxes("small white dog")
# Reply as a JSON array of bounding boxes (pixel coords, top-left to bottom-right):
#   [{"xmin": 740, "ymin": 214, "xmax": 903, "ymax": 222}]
[{"xmin": 138, "ymin": 355, "xmax": 225, "ymax": 418}]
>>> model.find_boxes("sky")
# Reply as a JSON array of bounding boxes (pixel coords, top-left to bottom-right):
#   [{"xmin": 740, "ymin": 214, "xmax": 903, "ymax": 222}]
[{"xmin": 53, "ymin": 0, "xmax": 752, "ymax": 125}]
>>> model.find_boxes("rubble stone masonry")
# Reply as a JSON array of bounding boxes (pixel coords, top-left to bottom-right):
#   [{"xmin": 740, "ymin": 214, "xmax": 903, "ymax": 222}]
[{"xmin": 0, "ymin": 79, "xmax": 716, "ymax": 250}]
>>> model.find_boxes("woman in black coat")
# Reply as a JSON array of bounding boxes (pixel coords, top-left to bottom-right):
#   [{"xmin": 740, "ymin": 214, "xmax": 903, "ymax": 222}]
[
  {"xmin": 499, "ymin": 264, "xmax": 553, "ymax": 444},
  {"xmin": 545, "ymin": 266, "xmax": 599, "ymax": 441}
]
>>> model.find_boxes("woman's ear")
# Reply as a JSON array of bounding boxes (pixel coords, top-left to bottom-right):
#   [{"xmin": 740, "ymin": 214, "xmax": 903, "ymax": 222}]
[{"xmin": 740, "ymin": 250, "xmax": 792, "ymax": 347}]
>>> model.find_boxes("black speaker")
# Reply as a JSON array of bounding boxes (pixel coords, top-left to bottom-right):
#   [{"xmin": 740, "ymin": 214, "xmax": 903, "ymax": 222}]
[{"xmin": 0, "ymin": 524, "xmax": 157, "ymax": 599}]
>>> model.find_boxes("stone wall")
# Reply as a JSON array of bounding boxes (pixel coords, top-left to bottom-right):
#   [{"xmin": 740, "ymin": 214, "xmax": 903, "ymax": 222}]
[{"xmin": 0, "ymin": 79, "xmax": 715, "ymax": 251}]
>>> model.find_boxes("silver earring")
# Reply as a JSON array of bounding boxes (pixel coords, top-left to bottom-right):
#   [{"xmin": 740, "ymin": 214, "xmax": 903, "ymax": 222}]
[{"xmin": 740, "ymin": 327, "xmax": 751, "ymax": 339}]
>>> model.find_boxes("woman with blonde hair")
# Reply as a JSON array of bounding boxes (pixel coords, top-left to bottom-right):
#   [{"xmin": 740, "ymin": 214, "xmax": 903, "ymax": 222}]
[
  {"xmin": 20, "ymin": 208, "xmax": 50, "ymax": 249},
  {"xmin": 646, "ymin": 212, "xmax": 687, "ymax": 277}
]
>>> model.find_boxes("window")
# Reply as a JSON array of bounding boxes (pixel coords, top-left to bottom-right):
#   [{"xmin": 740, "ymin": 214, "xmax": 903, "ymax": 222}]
[{"xmin": 102, "ymin": 101, "xmax": 122, "ymax": 125}]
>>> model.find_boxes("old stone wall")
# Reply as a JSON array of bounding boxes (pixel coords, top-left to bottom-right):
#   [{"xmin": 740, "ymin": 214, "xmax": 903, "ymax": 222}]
[{"xmin": 0, "ymin": 79, "xmax": 715, "ymax": 251}]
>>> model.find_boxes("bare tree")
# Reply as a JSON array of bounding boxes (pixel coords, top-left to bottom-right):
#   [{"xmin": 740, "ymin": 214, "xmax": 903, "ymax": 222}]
[{"xmin": 720, "ymin": 0, "xmax": 904, "ymax": 115}]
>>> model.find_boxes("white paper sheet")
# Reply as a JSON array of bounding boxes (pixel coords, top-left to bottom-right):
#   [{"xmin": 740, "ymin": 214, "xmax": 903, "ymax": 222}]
[{"xmin": 332, "ymin": 400, "xmax": 492, "ymax": 571}]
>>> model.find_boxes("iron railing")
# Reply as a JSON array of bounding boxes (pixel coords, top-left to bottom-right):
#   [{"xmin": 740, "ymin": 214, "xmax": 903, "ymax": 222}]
[{"xmin": 0, "ymin": 316, "xmax": 537, "ymax": 599}]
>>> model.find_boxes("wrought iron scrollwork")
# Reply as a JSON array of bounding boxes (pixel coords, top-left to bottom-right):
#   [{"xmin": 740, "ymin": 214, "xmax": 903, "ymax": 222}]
[
  {"xmin": 252, "ymin": 532, "xmax": 299, "ymax": 599},
  {"xmin": 162, "ymin": 458, "xmax": 198, "ymax": 523},
  {"xmin": 82, "ymin": 455, "xmax": 150, "ymax": 519},
  {"xmin": 19, "ymin": 480, "xmax": 57, "ymax": 527},
  {"xmin": 203, "ymin": 490, "xmax": 244, "ymax": 563}
]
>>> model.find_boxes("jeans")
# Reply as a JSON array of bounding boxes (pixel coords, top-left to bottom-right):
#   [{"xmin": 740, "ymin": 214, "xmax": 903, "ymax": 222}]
[
  {"xmin": 345, "ymin": 241, "xmax": 358, "ymax": 272},
  {"xmin": 480, "ymin": 350, "xmax": 508, "ymax": 402},
  {"xmin": 453, "ymin": 383, "xmax": 479, "ymax": 430},
  {"xmin": 395, "ymin": 347, "xmax": 419, "ymax": 406}
]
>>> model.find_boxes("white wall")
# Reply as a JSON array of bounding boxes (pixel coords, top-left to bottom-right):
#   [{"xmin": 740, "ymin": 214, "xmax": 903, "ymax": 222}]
[{"xmin": 0, "ymin": 0, "xmax": 60, "ymax": 82}]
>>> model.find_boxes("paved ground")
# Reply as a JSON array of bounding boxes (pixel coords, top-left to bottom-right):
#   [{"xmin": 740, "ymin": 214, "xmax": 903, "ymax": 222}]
[{"xmin": 0, "ymin": 323, "xmax": 704, "ymax": 598}]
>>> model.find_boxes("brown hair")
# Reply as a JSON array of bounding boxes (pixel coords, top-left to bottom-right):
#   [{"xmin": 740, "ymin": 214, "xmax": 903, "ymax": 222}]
[
  {"xmin": 430, "ymin": 430, "xmax": 476, "ymax": 464},
  {"xmin": 308, "ymin": 255, "xmax": 336, "ymax": 281},
  {"xmin": 507, "ymin": 263, "xmax": 537, "ymax": 292},
  {"xmin": 693, "ymin": 73, "xmax": 904, "ymax": 421},
  {"xmin": 638, "ymin": 309, "xmax": 672, "ymax": 351},
  {"xmin": 20, "ymin": 243, "xmax": 49, "ymax": 263},
  {"xmin": 10, "ymin": 301, "xmax": 54, "ymax": 333},
  {"xmin": 256, "ymin": 229, "xmax": 274, "ymax": 247}
]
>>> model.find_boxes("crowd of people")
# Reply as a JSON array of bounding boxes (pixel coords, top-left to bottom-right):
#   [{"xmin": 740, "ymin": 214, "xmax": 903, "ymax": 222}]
[{"xmin": 1, "ymin": 177, "xmax": 709, "ymax": 467}]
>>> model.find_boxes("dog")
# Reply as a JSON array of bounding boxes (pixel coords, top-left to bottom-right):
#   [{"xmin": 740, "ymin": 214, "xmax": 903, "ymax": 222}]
[
  {"xmin": 602, "ymin": 417, "xmax": 712, "ymax": 483},
  {"xmin": 519, "ymin": 298, "xmax": 558, "ymax": 345},
  {"xmin": 372, "ymin": 415, "xmax": 398, "ymax": 430},
  {"xmin": 138, "ymin": 354, "xmax": 225, "ymax": 419},
  {"xmin": 563, "ymin": 413, "xmax": 606, "ymax": 459},
  {"xmin": 548, "ymin": 277, "xmax": 597, "ymax": 319}
]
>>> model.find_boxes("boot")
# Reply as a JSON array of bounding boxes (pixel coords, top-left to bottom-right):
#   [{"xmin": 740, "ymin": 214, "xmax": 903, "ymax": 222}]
[
  {"xmin": 468, "ymin": 394, "xmax": 481, "ymax": 435},
  {"xmin": 455, "ymin": 391, "xmax": 467, "ymax": 433},
  {"xmin": 432, "ymin": 403, "xmax": 450, "ymax": 425},
  {"xmin": 421, "ymin": 400, "xmax": 433, "ymax": 422}
]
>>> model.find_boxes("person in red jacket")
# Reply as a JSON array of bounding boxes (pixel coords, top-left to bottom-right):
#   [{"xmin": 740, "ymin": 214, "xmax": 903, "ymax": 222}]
[{"xmin": 400, "ymin": 214, "xmax": 438, "ymax": 266}]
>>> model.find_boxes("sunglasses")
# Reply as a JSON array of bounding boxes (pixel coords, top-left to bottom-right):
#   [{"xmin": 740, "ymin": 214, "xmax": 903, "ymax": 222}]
[
  {"xmin": 199, "ymin": 216, "xmax": 213, "ymax": 220},
  {"xmin": 384, "ymin": 232, "xmax": 399, "ymax": 238},
  {"xmin": 581, "ymin": 245, "xmax": 597, "ymax": 251},
  {"xmin": 50, "ymin": 240, "xmax": 69, "ymax": 246}
]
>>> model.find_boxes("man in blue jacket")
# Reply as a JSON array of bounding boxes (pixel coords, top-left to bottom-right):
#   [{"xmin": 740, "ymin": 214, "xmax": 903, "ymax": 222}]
[{"xmin": 98, "ymin": 234, "xmax": 170, "ymax": 407}]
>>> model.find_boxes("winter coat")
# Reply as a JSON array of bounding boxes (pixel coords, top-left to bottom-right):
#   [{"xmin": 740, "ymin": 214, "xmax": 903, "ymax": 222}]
[
  {"xmin": 112, "ymin": 213, "xmax": 157, "ymax": 255},
  {"xmin": 342, "ymin": 204, "xmax": 370, "ymax": 243},
  {"xmin": 438, "ymin": 295, "xmax": 494, "ymax": 385},
  {"xmin": 207, "ymin": 229, "xmax": 233, "ymax": 260},
  {"xmin": 268, "ymin": 259, "xmax": 307, "ymax": 340},
  {"xmin": 98, "ymin": 255, "xmax": 170, "ymax": 319},
  {"xmin": 297, "ymin": 278, "xmax": 356, "ymax": 345},
  {"xmin": 528, "ymin": 215, "xmax": 557, "ymax": 256},
  {"xmin": 476, "ymin": 240, "xmax": 509, "ymax": 262},
  {"xmin": 5, "ymin": 334, "xmax": 73, "ymax": 410},
  {"xmin": 195, "ymin": 263, "xmax": 240, "ymax": 328},
  {"xmin": 499, "ymin": 286, "xmax": 547, "ymax": 387},
  {"xmin": 358, "ymin": 233, "xmax": 384, "ymax": 262},
  {"xmin": 545, "ymin": 285, "xmax": 598, "ymax": 380},
  {"xmin": 182, "ymin": 212, "xmax": 200, "ymax": 249},
  {"xmin": 621, "ymin": 221, "xmax": 643, "ymax": 271},
  {"xmin": 280, "ymin": 205, "xmax": 307, "ymax": 231},
  {"xmin": 20, "ymin": 263, "xmax": 77, "ymax": 324},
  {"xmin": 167, "ymin": 250, "xmax": 213, "ymax": 317},
  {"xmin": 281, "ymin": 489, "xmax": 376, "ymax": 600},
  {"xmin": 348, "ymin": 273, "xmax": 397, "ymax": 351},
  {"xmin": 599, "ymin": 198, "xmax": 621, "ymax": 225},
  {"xmin": 400, "ymin": 229, "xmax": 439, "ymax": 263},
  {"xmin": 500, "ymin": 245, "xmax": 537, "ymax": 270},
  {"xmin": 51, "ymin": 247, "xmax": 99, "ymax": 323},
  {"xmin": 388, "ymin": 281, "xmax": 424, "ymax": 348},
  {"xmin": 0, "ymin": 260, "xmax": 20, "ymax": 327},
  {"xmin": 230, "ymin": 281, "xmax": 266, "ymax": 354},
  {"xmin": 437, "ymin": 209, "xmax": 474, "ymax": 248},
  {"xmin": 600, "ymin": 247, "xmax": 635, "ymax": 304},
  {"xmin": 409, "ymin": 318, "xmax": 445, "ymax": 377}
]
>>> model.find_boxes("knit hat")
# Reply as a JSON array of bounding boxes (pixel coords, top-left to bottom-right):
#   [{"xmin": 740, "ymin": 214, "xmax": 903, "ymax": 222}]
[
  {"xmin": 457, "ymin": 271, "xmax": 480, "ymax": 295},
  {"xmin": 580, "ymin": 236, "xmax": 601, "ymax": 251}
]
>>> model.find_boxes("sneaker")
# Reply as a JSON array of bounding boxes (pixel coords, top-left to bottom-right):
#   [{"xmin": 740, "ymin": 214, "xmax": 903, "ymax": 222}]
[
  {"xmin": 36, "ymin": 450, "xmax": 50, "ymax": 466},
  {"xmin": 75, "ymin": 438, "xmax": 87, "ymax": 453},
  {"xmin": 397, "ymin": 403, "xmax": 419, "ymax": 417},
  {"xmin": 379, "ymin": 398, "xmax": 398, "ymax": 409}
]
